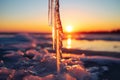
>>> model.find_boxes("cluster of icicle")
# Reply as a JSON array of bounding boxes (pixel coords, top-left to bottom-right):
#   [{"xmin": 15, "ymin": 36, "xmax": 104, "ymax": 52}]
[{"xmin": 48, "ymin": 0, "xmax": 63, "ymax": 73}]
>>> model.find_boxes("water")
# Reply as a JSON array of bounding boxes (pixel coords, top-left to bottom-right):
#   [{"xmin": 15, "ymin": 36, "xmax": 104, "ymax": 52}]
[
  {"xmin": 63, "ymin": 34, "xmax": 120, "ymax": 52},
  {"xmin": 0, "ymin": 33, "xmax": 120, "ymax": 53}
]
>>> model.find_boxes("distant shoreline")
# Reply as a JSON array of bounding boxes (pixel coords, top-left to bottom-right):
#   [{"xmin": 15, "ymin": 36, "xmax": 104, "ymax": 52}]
[
  {"xmin": 65, "ymin": 29, "xmax": 120, "ymax": 35},
  {"xmin": 0, "ymin": 29, "xmax": 120, "ymax": 34}
]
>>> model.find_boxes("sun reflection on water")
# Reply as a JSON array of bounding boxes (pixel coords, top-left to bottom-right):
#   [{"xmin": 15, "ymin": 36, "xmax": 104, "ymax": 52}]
[{"xmin": 66, "ymin": 35, "xmax": 72, "ymax": 49}]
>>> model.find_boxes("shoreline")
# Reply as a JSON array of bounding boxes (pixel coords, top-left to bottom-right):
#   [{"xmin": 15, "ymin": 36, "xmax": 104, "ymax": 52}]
[{"xmin": 48, "ymin": 48, "xmax": 120, "ymax": 58}]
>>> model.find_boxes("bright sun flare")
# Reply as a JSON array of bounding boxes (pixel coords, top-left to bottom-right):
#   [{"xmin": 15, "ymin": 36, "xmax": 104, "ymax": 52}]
[{"xmin": 66, "ymin": 25, "xmax": 73, "ymax": 32}]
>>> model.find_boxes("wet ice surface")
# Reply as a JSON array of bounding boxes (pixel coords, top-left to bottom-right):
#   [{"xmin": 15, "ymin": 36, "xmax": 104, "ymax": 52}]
[{"xmin": 0, "ymin": 33, "xmax": 120, "ymax": 80}]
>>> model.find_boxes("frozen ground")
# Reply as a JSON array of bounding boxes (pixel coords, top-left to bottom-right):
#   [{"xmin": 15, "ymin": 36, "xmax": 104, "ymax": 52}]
[
  {"xmin": 0, "ymin": 48, "xmax": 120, "ymax": 80},
  {"xmin": 0, "ymin": 33, "xmax": 120, "ymax": 80}
]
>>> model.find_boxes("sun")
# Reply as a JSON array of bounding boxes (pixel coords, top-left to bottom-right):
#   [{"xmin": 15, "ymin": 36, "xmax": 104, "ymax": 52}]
[{"xmin": 65, "ymin": 25, "xmax": 73, "ymax": 33}]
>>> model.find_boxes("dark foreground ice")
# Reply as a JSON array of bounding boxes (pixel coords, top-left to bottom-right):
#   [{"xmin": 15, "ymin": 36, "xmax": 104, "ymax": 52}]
[{"xmin": 0, "ymin": 48, "xmax": 120, "ymax": 80}]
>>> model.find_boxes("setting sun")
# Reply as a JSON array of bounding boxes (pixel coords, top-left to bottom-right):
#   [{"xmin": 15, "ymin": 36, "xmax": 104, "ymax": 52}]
[{"xmin": 65, "ymin": 25, "xmax": 73, "ymax": 32}]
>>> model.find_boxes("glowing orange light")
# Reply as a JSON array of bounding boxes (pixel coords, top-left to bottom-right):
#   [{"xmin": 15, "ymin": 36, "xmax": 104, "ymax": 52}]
[
  {"xmin": 65, "ymin": 25, "xmax": 73, "ymax": 32},
  {"xmin": 66, "ymin": 35, "xmax": 72, "ymax": 49},
  {"xmin": 67, "ymin": 38, "xmax": 71, "ymax": 48}
]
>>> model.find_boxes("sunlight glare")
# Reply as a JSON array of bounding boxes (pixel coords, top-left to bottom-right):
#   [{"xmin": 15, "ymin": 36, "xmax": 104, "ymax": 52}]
[{"xmin": 66, "ymin": 25, "xmax": 73, "ymax": 32}]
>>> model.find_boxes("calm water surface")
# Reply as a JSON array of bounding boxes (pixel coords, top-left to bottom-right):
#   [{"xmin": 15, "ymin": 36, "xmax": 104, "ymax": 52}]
[{"xmin": 63, "ymin": 34, "xmax": 120, "ymax": 52}]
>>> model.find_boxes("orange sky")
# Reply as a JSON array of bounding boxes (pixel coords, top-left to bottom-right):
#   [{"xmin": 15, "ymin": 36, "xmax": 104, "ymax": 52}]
[{"xmin": 0, "ymin": 0, "xmax": 120, "ymax": 33}]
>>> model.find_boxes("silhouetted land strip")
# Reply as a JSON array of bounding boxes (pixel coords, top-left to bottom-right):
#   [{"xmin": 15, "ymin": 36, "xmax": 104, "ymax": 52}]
[
  {"xmin": 0, "ymin": 29, "xmax": 120, "ymax": 34},
  {"xmin": 65, "ymin": 29, "xmax": 120, "ymax": 34}
]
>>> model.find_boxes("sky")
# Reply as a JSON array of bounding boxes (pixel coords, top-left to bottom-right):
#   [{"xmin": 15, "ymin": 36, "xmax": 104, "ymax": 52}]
[{"xmin": 0, "ymin": 0, "xmax": 120, "ymax": 33}]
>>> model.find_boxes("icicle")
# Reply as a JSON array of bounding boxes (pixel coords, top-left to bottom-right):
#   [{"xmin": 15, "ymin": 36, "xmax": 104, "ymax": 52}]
[
  {"xmin": 48, "ymin": 0, "xmax": 56, "ymax": 49},
  {"xmin": 48, "ymin": 0, "xmax": 51, "ymax": 26},
  {"xmin": 54, "ymin": 0, "xmax": 63, "ymax": 74},
  {"xmin": 48, "ymin": 0, "xmax": 54, "ymax": 26},
  {"xmin": 51, "ymin": 0, "xmax": 56, "ymax": 50},
  {"xmin": 55, "ymin": 0, "xmax": 63, "ymax": 58},
  {"xmin": 48, "ymin": 0, "xmax": 63, "ymax": 74}
]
